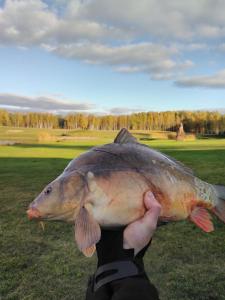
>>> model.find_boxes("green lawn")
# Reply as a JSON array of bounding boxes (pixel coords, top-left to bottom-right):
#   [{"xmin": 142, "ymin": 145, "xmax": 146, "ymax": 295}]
[{"xmin": 0, "ymin": 127, "xmax": 225, "ymax": 300}]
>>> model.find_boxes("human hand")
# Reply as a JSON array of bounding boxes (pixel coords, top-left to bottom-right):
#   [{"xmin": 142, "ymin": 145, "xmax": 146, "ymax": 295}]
[{"xmin": 123, "ymin": 191, "xmax": 161, "ymax": 255}]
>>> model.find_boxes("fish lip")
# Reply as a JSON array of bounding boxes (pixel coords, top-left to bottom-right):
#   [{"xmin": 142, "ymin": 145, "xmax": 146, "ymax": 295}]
[
  {"xmin": 26, "ymin": 207, "xmax": 54, "ymax": 221},
  {"xmin": 27, "ymin": 208, "xmax": 42, "ymax": 220}
]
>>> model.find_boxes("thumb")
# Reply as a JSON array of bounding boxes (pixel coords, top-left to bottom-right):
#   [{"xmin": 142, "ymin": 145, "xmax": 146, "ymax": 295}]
[{"xmin": 144, "ymin": 191, "xmax": 161, "ymax": 212}]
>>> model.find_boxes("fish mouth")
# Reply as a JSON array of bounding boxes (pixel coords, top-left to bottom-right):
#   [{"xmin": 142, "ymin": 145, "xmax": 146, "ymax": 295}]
[
  {"xmin": 27, "ymin": 208, "xmax": 74, "ymax": 223},
  {"xmin": 27, "ymin": 208, "xmax": 42, "ymax": 220}
]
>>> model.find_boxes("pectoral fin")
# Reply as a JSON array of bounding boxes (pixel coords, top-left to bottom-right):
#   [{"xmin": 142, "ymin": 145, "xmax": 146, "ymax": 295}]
[
  {"xmin": 189, "ymin": 206, "xmax": 214, "ymax": 232},
  {"xmin": 75, "ymin": 206, "xmax": 101, "ymax": 257},
  {"xmin": 83, "ymin": 245, "xmax": 96, "ymax": 257}
]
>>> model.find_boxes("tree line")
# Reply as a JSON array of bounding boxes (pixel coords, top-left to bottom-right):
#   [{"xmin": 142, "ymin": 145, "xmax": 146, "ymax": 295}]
[{"xmin": 0, "ymin": 109, "xmax": 225, "ymax": 134}]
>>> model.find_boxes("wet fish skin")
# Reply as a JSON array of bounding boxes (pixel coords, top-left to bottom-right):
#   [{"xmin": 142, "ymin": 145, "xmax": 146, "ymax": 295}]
[
  {"xmin": 63, "ymin": 142, "xmax": 217, "ymax": 223},
  {"xmin": 27, "ymin": 129, "xmax": 225, "ymax": 256}
]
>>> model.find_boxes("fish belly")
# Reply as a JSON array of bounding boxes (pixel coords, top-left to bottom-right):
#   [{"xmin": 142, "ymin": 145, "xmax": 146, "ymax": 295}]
[
  {"xmin": 85, "ymin": 171, "xmax": 149, "ymax": 227},
  {"xmin": 85, "ymin": 171, "xmax": 215, "ymax": 226}
]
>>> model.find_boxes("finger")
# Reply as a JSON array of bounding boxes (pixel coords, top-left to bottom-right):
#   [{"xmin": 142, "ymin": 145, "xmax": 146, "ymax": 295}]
[
  {"xmin": 142, "ymin": 209, "xmax": 161, "ymax": 230},
  {"xmin": 144, "ymin": 191, "xmax": 161, "ymax": 210}
]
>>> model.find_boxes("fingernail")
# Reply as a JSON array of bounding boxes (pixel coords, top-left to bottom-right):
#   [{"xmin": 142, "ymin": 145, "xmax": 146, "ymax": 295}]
[{"xmin": 147, "ymin": 191, "xmax": 153, "ymax": 197}]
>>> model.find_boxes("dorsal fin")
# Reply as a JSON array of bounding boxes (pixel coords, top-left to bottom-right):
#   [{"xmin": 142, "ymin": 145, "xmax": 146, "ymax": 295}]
[{"xmin": 114, "ymin": 128, "xmax": 137, "ymax": 144}]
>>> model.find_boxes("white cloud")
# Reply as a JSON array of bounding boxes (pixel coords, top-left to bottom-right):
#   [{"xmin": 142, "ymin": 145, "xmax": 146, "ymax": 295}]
[
  {"xmin": 218, "ymin": 43, "xmax": 225, "ymax": 52},
  {"xmin": 0, "ymin": 93, "xmax": 95, "ymax": 113},
  {"xmin": 0, "ymin": 0, "xmax": 130, "ymax": 46},
  {"xmin": 108, "ymin": 107, "xmax": 145, "ymax": 115},
  {"xmin": 76, "ymin": 0, "xmax": 225, "ymax": 40},
  {"xmin": 0, "ymin": 93, "xmax": 149, "ymax": 115},
  {"xmin": 0, "ymin": 0, "xmax": 58, "ymax": 45},
  {"xmin": 1, "ymin": 1, "xmax": 225, "ymax": 45},
  {"xmin": 174, "ymin": 43, "xmax": 207, "ymax": 51},
  {"xmin": 175, "ymin": 70, "xmax": 225, "ymax": 88},
  {"xmin": 1, "ymin": 0, "xmax": 225, "ymax": 85},
  {"xmin": 49, "ymin": 42, "xmax": 192, "ymax": 79}
]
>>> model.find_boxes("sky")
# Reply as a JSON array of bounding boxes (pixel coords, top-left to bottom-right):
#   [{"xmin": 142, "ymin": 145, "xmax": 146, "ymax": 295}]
[{"xmin": 0, "ymin": 0, "xmax": 225, "ymax": 114}]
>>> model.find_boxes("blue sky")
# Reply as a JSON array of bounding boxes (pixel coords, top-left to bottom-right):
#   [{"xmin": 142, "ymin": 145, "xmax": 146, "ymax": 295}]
[{"xmin": 0, "ymin": 0, "xmax": 225, "ymax": 114}]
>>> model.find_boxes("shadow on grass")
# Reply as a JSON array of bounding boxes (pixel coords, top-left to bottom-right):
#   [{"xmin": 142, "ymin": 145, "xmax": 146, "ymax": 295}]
[
  {"xmin": 0, "ymin": 152, "xmax": 225, "ymax": 300},
  {"xmin": 13, "ymin": 143, "xmax": 95, "ymax": 151},
  {"xmin": 0, "ymin": 157, "xmax": 70, "ymax": 180},
  {"xmin": 1, "ymin": 148, "xmax": 225, "ymax": 186},
  {"xmin": 134, "ymin": 132, "xmax": 151, "ymax": 136},
  {"xmin": 140, "ymin": 137, "xmax": 156, "ymax": 141},
  {"xmin": 198, "ymin": 134, "xmax": 225, "ymax": 139}
]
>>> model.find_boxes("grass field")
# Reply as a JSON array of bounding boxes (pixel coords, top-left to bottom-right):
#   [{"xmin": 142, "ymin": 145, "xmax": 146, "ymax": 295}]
[{"xmin": 0, "ymin": 127, "xmax": 225, "ymax": 300}]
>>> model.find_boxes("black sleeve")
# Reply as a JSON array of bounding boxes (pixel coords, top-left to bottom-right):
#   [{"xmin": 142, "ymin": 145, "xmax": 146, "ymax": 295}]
[
  {"xmin": 85, "ymin": 228, "xmax": 160, "ymax": 300},
  {"xmin": 96, "ymin": 228, "xmax": 151, "ymax": 269}
]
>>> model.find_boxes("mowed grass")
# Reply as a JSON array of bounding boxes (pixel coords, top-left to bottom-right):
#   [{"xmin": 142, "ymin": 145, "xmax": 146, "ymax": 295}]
[{"xmin": 0, "ymin": 127, "xmax": 225, "ymax": 300}]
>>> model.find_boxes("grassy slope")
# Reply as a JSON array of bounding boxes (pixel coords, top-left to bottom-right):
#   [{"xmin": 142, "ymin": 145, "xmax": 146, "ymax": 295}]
[{"xmin": 0, "ymin": 127, "xmax": 225, "ymax": 300}]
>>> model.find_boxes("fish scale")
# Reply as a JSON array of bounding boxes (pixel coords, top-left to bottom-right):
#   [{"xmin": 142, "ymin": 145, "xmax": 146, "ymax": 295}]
[{"xmin": 27, "ymin": 128, "xmax": 225, "ymax": 257}]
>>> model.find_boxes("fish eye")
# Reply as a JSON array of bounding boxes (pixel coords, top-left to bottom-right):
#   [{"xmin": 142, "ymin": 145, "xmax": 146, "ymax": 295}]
[{"xmin": 44, "ymin": 186, "xmax": 52, "ymax": 195}]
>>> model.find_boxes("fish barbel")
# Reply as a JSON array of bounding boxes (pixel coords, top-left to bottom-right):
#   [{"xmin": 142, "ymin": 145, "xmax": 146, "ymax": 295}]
[{"xmin": 27, "ymin": 129, "xmax": 225, "ymax": 256}]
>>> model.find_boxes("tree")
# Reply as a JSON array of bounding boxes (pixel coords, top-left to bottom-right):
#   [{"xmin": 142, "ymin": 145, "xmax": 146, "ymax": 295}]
[
  {"xmin": 0, "ymin": 110, "xmax": 9, "ymax": 126},
  {"xmin": 0, "ymin": 109, "xmax": 224, "ymax": 135}
]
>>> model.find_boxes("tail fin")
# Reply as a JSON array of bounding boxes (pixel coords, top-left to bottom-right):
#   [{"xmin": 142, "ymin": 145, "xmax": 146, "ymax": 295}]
[{"xmin": 212, "ymin": 184, "xmax": 225, "ymax": 223}]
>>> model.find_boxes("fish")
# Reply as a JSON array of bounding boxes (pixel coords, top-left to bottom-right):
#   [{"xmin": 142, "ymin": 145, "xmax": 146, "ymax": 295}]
[{"xmin": 27, "ymin": 128, "xmax": 225, "ymax": 257}]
